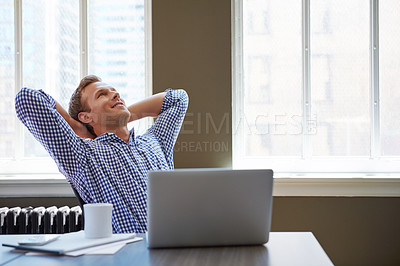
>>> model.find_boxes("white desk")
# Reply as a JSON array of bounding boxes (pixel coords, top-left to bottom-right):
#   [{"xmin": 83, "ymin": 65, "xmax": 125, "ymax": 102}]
[{"xmin": 0, "ymin": 232, "xmax": 333, "ymax": 266}]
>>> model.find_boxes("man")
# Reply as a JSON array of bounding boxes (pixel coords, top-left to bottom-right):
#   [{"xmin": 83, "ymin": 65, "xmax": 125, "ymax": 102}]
[{"xmin": 15, "ymin": 75, "xmax": 188, "ymax": 233}]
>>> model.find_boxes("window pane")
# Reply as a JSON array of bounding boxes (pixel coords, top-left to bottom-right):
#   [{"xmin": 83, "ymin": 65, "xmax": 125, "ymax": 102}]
[
  {"xmin": 243, "ymin": 0, "xmax": 302, "ymax": 156},
  {"xmin": 380, "ymin": 0, "xmax": 400, "ymax": 156},
  {"xmin": 310, "ymin": 0, "xmax": 370, "ymax": 156},
  {"xmin": 22, "ymin": 0, "xmax": 80, "ymax": 157},
  {"xmin": 0, "ymin": 0, "xmax": 15, "ymax": 158},
  {"xmin": 88, "ymin": 0, "xmax": 146, "ymax": 105}
]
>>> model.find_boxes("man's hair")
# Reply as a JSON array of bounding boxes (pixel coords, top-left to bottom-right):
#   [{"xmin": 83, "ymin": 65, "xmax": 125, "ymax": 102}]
[{"xmin": 68, "ymin": 75, "xmax": 102, "ymax": 137}]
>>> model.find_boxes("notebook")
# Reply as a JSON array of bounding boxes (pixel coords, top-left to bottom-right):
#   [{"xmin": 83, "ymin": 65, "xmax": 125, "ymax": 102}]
[
  {"xmin": 146, "ymin": 168, "xmax": 274, "ymax": 248},
  {"xmin": 2, "ymin": 231, "xmax": 137, "ymax": 255}
]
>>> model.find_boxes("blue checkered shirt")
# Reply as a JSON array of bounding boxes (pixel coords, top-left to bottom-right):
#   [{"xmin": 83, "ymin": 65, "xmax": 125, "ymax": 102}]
[{"xmin": 15, "ymin": 88, "xmax": 188, "ymax": 233}]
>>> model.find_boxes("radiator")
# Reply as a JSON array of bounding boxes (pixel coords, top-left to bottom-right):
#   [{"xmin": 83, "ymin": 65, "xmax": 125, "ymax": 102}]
[{"xmin": 0, "ymin": 206, "xmax": 83, "ymax": 235}]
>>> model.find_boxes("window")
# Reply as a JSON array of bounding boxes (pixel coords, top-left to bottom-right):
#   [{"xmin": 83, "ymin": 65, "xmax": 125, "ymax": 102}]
[
  {"xmin": 0, "ymin": 0, "xmax": 151, "ymax": 176},
  {"xmin": 233, "ymin": 0, "xmax": 400, "ymax": 174}
]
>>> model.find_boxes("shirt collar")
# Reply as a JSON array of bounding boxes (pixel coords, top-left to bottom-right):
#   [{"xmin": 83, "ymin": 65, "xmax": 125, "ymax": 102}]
[
  {"xmin": 129, "ymin": 128, "xmax": 136, "ymax": 144},
  {"xmin": 95, "ymin": 129, "xmax": 135, "ymax": 144}
]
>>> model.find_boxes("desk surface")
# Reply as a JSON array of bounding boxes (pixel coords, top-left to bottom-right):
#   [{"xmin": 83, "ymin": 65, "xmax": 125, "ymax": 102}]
[{"xmin": 0, "ymin": 232, "xmax": 333, "ymax": 266}]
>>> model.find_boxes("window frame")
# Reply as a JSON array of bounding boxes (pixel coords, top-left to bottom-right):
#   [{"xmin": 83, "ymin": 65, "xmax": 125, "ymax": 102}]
[
  {"xmin": 232, "ymin": 0, "xmax": 400, "ymax": 176},
  {"xmin": 0, "ymin": 0, "xmax": 152, "ymax": 181}
]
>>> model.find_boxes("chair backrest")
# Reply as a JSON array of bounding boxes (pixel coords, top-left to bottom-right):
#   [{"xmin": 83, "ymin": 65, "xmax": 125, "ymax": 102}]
[{"xmin": 71, "ymin": 186, "xmax": 85, "ymax": 211}]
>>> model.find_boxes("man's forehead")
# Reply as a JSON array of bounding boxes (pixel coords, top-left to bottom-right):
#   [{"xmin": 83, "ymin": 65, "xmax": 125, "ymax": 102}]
[
  {"xmin": 83, "ymin": 82, "xmax": 115, "ymax": 98},
  {"xmin": 89, "ymin": 82, "xmax": 114, "ymax": 91}
]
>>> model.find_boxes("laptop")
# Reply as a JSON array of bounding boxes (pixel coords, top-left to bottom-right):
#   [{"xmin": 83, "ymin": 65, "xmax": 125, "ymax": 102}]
[{"xmin": 146, "ymin": 168, "xmax": 274, "ymax": 248}]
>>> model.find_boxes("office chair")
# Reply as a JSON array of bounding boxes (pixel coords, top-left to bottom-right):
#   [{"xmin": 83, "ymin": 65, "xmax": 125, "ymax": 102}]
[{"xmin": 71, "ymin": 186, "xmax": 85, "ymax": 212}]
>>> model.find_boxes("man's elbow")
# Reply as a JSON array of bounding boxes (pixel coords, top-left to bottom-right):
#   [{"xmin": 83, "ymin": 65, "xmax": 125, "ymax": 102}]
[
  {"xmin": 15, "ymin": 88, "xmax": 32, "ymax": 121},
  {"xmin": 177, "ymin": 89, "xmax": 189, "ymax": 110}
]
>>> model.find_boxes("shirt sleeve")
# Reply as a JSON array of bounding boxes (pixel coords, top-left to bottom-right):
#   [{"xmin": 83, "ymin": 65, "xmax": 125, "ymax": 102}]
[
  {"xmin": 15, "ymin": 87, "xmax": 86, "ymax": 184},
  {"xmin": 148, "ymin": 88, "xmax": 189, "ymax": 165}
]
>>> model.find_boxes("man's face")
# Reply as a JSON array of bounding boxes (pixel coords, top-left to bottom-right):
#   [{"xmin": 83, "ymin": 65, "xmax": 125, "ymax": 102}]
[{"xmin": 79, "ymin": 82, "xmax": 130, "ymax": 129}]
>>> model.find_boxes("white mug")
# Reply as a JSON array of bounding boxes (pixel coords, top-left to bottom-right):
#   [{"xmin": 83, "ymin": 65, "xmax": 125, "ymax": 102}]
[{"xmin": 83, "ymin": 203, "xmax": 113, "ymax": 238}]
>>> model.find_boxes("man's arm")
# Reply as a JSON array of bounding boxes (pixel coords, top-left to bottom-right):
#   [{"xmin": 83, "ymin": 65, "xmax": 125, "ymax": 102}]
[
  {"xmin": 127, "ymin": 92, "xmax": 167, "ymax": 122},
  {"xmin": 15, "ymin": 88, "xmax": 87, "ymax": 181},
  {"xmin": 54, "ymin": 100, "xmax": 96, "ymax": 139},
  {"xmin": 147, "ymin": 89, "xmax": 189, "ymax": 166}
]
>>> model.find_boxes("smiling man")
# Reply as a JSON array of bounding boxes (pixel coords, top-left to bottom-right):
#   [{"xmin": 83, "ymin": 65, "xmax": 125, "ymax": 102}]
[{"xmin": 15, "ymin": 75, "xmax": 189, "ymax": 233}]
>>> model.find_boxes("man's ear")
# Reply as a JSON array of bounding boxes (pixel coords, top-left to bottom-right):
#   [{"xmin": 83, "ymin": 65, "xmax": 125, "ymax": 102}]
[{"xmin": 78, "ymin": 112, "xmax": 92, "ymax": 124}]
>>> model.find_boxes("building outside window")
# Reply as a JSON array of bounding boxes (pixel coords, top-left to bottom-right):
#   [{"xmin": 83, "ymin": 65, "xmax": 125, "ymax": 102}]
[
  {"xmin": 0, "ymin": 0, "xmax": 149, "ymax": 176},
  {"xmin": 233, "ymin": 0, "xmax": 400, "ymax": 174}
]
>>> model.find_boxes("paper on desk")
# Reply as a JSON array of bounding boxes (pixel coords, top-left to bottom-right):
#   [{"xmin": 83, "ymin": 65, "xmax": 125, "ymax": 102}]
[
  {"xmin": 26, "ymin": 237, "xmax": 143, "ymax": 257},
  {"xmin": 3, "ymin": 231, "xmax": 137, "ymax": 255},
  {"xmin": 65, "ymin": 237, "xmax": 142, "ymax": 256}
]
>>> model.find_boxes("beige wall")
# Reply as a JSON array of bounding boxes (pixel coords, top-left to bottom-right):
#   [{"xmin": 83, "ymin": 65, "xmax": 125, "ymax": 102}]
[
  {"xmin": 1, "ymin": 1, "xmax": 399, "ymax": 266},
  {"xmin": 153, "ymin": 0, "xmax": 232, "ymax": 168}
]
